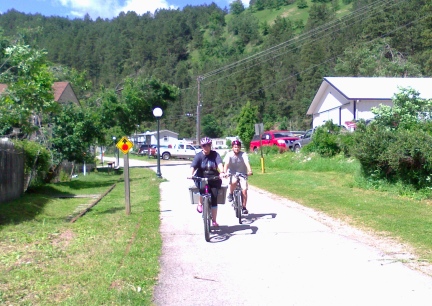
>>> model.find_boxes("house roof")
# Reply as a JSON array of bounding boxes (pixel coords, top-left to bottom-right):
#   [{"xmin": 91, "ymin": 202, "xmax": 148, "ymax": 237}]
[
  {"xmin": 307, "ymin": 77, "xmax": 432, "ymax": 115},
  {"xmin": 0, "ymin": 84, "xmax": 7, "ymax": 94},
  {"xmin": 137, "ymin": 130, "xmax": 179, "ymax": 136},
  {"xmin": 52, "ymin": 82, "xmax": 69, "ymax": 101},
  {"xmin": 0, "ymin": 82, "xmax": 79, "ymax": 104}
]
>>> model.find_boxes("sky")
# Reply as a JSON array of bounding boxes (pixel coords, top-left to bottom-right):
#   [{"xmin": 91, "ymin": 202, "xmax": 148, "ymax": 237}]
[{"xmin": 0, "ymin": 0, "xmax": 249, "ymax": 20}]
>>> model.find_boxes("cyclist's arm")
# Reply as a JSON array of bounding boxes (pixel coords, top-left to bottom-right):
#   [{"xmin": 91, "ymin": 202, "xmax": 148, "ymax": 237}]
[{"xmin": 243, "ymin": 151, "xmax": 253, "ymax": 175}]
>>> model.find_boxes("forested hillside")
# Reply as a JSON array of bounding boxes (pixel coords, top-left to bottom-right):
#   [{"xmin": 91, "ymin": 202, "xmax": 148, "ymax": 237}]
[{"xmin": 0, "ymin": 0, "xmax": 430, "ymax": 138}]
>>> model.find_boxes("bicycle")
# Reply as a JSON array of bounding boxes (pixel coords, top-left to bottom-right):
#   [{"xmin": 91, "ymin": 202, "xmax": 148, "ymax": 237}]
[
  {"xmin": 228, "ymin": 173, "xmax": 249, "ymax": 225},
  {"xmin": 190, "ymin": 176, "xmax": 221, "ymax": 242}
]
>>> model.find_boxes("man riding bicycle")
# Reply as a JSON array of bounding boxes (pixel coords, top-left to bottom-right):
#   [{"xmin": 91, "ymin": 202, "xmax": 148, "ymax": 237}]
[{"xmin": 223, "ymin": 140, "xmax": 253, "ymax": 214}]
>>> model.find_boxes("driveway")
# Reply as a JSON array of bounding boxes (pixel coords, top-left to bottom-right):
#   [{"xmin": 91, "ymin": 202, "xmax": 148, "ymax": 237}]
[{"xmin": 103, "ymin": 157, "xmax": 432, "ymax": 305}]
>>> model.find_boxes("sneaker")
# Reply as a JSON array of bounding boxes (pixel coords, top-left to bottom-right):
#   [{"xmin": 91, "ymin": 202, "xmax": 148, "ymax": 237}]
[
  {"xmin": 212, "ymin": 221, "xmax": 219, "ymax": 227},
  {"xmin": 227, "ymin": 193, "xmax": 233, "ymax": 202},
  {"xmin": 196, "ymin": 204, "xmax": 203, "ymax": 213},
  {"xmin": 242, "ymin": 207, "xmax": 248, "ymax": 214}
]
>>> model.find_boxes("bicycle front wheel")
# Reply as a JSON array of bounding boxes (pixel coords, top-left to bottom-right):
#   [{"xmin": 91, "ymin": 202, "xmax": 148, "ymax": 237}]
[
  {"xmin": 203, "ymin": 196, "xmax": 211, "ymax": 242},
  {"xmin": 235, "ymin": 191, "xmax": 242, "ymax": 224}
]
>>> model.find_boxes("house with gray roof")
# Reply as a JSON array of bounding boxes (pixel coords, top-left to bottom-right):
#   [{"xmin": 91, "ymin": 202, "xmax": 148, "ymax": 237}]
[{"xmin": 307, "ymin": 77, "xmax": 432, "ymax": 129}]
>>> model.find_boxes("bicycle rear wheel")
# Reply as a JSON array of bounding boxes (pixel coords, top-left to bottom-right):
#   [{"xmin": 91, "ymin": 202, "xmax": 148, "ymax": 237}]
[
  {"xmin": 203, "ymin": 196, "xmax": 211, "ymax": 242},
  {"xmin": 235, "ymin": 191, "xmax": 242, "ymax": 224}
]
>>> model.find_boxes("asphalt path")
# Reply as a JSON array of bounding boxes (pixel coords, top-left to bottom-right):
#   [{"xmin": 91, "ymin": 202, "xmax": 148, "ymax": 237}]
[{"xmin": 103, "ymin": 156, "xmax": 432, "ymax": 305}]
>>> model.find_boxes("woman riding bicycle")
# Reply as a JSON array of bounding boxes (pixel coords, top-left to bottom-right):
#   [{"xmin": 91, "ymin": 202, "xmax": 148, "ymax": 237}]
[
  {"xmin": 190, "ymin": 137, "xmax": 225, "ymax": 227},
  {"xmin": 223, "ymin": 139, "xmax": 253, "ymax": 214}
]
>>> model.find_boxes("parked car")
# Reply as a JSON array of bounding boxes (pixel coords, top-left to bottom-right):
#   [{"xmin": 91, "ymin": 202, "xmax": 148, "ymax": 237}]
[
  {"xmin": 249, "ymin": 130, "xmax": 299, "ymax": 153},
  {"xmin": 138, "ymin": 144, "xmax": 152, "ymax": 155},
  {"xmin": 292, "ymin": 129, "xmax": 314, "ymax": 152},
  {"xmin": 289, "ymin": 130, "xmax": 306, "ymax": 137},
  {"xmin": 160, "ymin": 142, "xmax": 200, "ymax": 160},
  {"xmin": 148, "ymin": 145, "xmax": 169, "ymax": 158}
]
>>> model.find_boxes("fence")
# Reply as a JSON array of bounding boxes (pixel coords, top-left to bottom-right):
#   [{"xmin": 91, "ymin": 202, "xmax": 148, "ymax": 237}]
[{"xmin": 0, "ymin": 140, "xmax": 24, "ymax": 204}]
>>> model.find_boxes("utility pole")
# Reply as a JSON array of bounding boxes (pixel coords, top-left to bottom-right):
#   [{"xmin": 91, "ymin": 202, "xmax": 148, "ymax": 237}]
[{"xmin": 196, "ymin": 76, "xmax": 202, "ymax": 145}]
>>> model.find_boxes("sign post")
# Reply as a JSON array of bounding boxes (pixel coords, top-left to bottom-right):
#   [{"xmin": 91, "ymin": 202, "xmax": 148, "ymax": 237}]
[
  {"xmin": 255, "ymin": 123, "xmax": 265, "ymax": 173},
  {"xmin": 116, "ymin": 136, "xmax": 134, "ymax": 215}
]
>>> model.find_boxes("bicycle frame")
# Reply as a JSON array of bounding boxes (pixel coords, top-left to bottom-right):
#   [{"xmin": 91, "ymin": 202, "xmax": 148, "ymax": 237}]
[
  {"xmin": 229, "ymin": 173, "xmax": 247, "ymax": 224},
  {"xmin": 192, "ymin": 176, "xmax": 219, "ymax": 242}
]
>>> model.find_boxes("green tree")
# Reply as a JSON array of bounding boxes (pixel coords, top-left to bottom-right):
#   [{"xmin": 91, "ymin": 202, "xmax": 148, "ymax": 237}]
[
  {"xmin": 202, "ymin": 114, "xmax": 223, "ymax": 138},
  {"xmin": 235, "ymin": 101, "xmax": 258, "ymax": 150},
  {"xmin": 49, "ymin": 103, "xmax": 103, "ymax": 165},
  {"xmin": 99, "ymin": 77, "xmax": 179, "ymax": 136},
  {"xmin": 230, "ymin": 0, "xmax": 245, "ymax": 15},
  {"xmin": 0, "ymin": 44, "xmax": 59, "ymax": 136},
  {"xmin": 371, "ymin": 87, "xmax": 432, "ymax": 131},
  {"xmin": 334, "ymin": 39, "xmax": 422, "ymax": 77}
]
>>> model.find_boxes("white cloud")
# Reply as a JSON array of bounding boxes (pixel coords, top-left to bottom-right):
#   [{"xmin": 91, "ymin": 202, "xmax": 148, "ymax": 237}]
[
  {"xmin": 54, "ymin": 0, "xmax": 176, "ymax": 19},
  {"xmin": 229, "ymin": 0, "xmax": 249, "ymax": 8}
]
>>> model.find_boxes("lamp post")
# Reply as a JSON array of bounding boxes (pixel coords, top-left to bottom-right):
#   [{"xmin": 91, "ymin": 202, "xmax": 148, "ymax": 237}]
[
  {"xmin": 112, "ymin": 136, "xmax": 117, "ymax": 167},
  {"xmin": 153, "ymin": 107, "xmax": 163, "ymax": 178}
]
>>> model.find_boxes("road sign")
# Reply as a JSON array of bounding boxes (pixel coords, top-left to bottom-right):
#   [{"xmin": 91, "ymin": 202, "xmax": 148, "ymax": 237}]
[{"xmin": 116, "ymin": 136, "xmax": 134, "ymax": 154}]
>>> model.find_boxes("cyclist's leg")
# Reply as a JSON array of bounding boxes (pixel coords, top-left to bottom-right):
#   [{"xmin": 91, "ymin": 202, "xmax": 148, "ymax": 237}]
[
  {"xmin": 195, "ymin": 180, "xmax": 203, "ymax": 213},
  {"xmin": 240, "ymin": 177, "xmax": 249, "ymax": 212},
  {"xmin": 227, "ymin": 176, "xmax": 235, "ymax": 201},
  {"xmin": 210, "ymin": 181, "xmax": 221, "ymax": 225}
]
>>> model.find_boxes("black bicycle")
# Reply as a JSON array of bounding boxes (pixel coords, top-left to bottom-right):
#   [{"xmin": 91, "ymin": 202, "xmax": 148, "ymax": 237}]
[
  {"xmin": 191, "ymin": 176, "xmax": 220, "ymax": 242},
  {"xmin": 228, "ymin": 173, "xmax": 248, "ymax": 224}
]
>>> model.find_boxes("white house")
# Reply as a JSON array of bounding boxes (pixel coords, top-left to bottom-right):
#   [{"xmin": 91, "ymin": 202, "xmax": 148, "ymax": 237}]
[
  {"xmin": 307, "ymin": 77, "xmax": 432, "ymax": 129},
  {"xmin": 132, "ymin": 130, "xmax": 179, "ymax": 147}
]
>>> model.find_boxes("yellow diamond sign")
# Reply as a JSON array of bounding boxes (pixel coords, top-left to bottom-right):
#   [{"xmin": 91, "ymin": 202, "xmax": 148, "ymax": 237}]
[{"xmin": 116, "ymin": 136, "xmax": 134, "ymax": 154}]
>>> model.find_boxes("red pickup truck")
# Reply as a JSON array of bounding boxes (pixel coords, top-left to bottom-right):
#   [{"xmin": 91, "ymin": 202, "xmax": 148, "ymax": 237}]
[{"xmin": 249, "ymin": 130, "xmax": 299, "ymax": 153}]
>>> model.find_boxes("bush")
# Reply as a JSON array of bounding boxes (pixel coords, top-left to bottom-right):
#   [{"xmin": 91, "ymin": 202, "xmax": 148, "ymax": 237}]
[
  {"xmin": 352, "ymin": 125, "xmax": 432, "ymax": 189},
  {"xmin": 304, "ymin": 121, "xmax": 342, "ymax": 157},
  {"xmin": 12, "ymin": 140, "xmax": 52, "ymax": 187}
]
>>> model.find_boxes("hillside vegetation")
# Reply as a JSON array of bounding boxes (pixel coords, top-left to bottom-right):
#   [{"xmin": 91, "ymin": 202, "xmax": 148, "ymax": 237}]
[{"xmin": 0, "ymin": 0, "xmax": 430, "ymax": 139}]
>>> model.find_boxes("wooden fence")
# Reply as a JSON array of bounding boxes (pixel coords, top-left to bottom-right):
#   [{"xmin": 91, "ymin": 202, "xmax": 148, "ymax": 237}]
[{"xmin": 0, "ymin": 140, "xmax": 24, "ymax": 204}]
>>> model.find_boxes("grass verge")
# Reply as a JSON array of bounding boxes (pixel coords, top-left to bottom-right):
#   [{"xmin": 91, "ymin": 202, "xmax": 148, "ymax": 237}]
[
  {"xmin": 248, "ymin": 152, "xmax": 432, "ymax": 264},
  {"xmin": 0, "ymin": 167, "xmax": 161, "ymax": 305}
]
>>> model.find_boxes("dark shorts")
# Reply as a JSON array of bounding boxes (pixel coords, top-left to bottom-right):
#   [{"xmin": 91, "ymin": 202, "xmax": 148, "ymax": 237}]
[{"xmin": 194, "ymin": 178, "xmax": 222, "ymax": 207}]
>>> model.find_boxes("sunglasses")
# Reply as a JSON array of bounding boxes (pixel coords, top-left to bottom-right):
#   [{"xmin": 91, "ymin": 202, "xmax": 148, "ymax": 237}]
[{"xmin": 202, "ymin": 144, "xmax": 211, "ymax": 147}]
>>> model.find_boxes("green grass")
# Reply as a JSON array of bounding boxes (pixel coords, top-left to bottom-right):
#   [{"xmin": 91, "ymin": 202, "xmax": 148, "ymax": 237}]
[
  {"xmin": 0, "ymin": 168, "xmax": 161, "ymax": 305},
  {"xmin": 248, "ymin": 152, "xmax": 432, "ymax": 263},
  {"xmin": 2, "ymin": 151, "xmax": 432, "ymax": 304}
]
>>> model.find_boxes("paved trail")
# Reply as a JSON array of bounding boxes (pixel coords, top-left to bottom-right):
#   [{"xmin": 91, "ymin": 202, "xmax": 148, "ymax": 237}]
[
  {"xmin": 151, "ymin": 163, "xmax": 432, "ymax": 306},
  {"xmin": 104, "ymin": 157, "xmax": 432, "ymax": 305}
]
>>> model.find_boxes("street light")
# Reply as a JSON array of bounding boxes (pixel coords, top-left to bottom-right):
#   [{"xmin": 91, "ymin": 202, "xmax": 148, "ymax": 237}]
[
  {"xmin": 153, "ymin": 107, "xmax": 163, "ymax": 178},
  {"xmin": 112, "ymin": 136, "xmax": 118, "ymax": 167}
]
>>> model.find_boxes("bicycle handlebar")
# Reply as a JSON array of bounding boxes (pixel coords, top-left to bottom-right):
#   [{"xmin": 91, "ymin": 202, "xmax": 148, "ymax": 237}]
[
  {"xmin": 227, "ymin": 172, "xmax": 249, "ymax": 179},
  {"xmin": 190, "ymin": 176, "xmax": 221, "ymax": 181}
]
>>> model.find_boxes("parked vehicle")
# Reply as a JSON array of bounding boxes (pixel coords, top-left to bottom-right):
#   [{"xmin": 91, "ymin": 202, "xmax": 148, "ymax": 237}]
[
  {"xmin": 148, "ymin": 145, "xmax": 168, "ymax": 158},
  {"xmin": 249, "ymin": 130, "xmax": 299, "ymax": 153},
  {"xmin": 159, "ymin": 142, "xmax": 200, "ymax": 160},
  {"xmin": 292, "ymin": 129, "xmax": 314, "ymax": 152},
  {"xmin": 138, "ymin": 144, "xmax": 152, "ymax": 155}
]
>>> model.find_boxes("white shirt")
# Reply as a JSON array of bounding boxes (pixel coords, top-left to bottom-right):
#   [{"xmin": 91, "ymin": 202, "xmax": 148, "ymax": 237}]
[{"xmin": 223, "ymin": 150, "xmax": 249, "ymax": 174}]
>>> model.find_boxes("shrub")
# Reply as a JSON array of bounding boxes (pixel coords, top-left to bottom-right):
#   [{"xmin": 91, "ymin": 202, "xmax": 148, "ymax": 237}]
[
  {"xmin": 12, "ymin": 140, "xmax": 52, "ymax": 188},
  {"xmin": 352, "ymin": 125, "xmax": 432, "ymax": 189},
  {"xmin": 304, "ymin": 121, "xmax": 342, "ymax": 157}
]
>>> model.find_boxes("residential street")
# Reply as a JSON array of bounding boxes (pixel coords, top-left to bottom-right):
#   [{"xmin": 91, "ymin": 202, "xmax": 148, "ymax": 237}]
[{"xmin": 104, "ymin": 156, "xmax": 432, "ymax": 305}]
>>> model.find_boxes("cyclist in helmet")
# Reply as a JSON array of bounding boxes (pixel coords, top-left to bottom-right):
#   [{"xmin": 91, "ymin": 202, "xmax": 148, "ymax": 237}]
[
  {"xmin": 190, "ymin": 137, "xmax": 225, "ymax": 227},
  {"xmin": 223, "ymin": 139, "xmax": 253, "ymax": 214}
]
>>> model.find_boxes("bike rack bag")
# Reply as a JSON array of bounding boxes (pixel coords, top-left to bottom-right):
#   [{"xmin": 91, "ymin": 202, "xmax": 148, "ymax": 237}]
[{"xmin": 189, "ymin": 185, "xmax": 227, "ymax": 204}]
